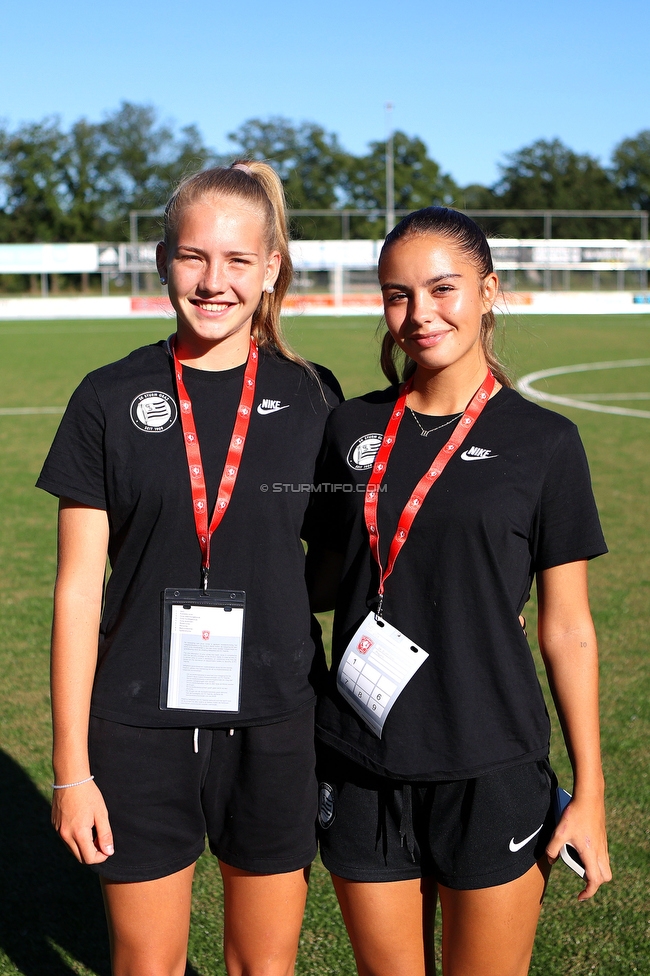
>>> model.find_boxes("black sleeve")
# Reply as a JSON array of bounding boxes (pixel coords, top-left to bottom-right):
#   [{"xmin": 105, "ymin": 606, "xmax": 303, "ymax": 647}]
[
  {"xmin": 35, "ymin": 375, "xmax": 107, "ymax": 509},
  {"xmin": 311, "ymin": 363, "xmax": 345, "ymax": 408},
  {"xmin": 301, "ymin": 415, "xmax": 350, "ymax": 553},
  {"xmin": 532, "ymin": 425, "xmax": 607, "ymax": 571}
]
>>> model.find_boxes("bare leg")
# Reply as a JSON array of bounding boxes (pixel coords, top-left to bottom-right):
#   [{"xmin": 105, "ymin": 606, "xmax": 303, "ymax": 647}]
[
  {"xmin": 220, "ymin": 861, "xmax": 310, "ymax": 976},
  {"xmin": 101, "ymin": 863, "xmax": 195, "ymax": 976},
  {"xmin": 332, "ymin": 874, "xmax": 438, "ymax": 976},
  {"xmin": 438, "ymin": 860, "xmax": 551, "ymax": 976}
]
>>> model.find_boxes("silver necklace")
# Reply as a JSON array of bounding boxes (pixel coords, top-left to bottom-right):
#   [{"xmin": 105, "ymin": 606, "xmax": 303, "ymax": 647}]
[{"xmin": 408, "ymin": 405, "xmax": 463, "ymax": 437}]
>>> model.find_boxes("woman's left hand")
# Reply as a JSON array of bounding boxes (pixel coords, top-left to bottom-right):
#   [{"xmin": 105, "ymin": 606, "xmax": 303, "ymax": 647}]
[
  {"xmin": 537, "ymin": 562, "xmax": 612, "ymax": 901},
  {"xmin": 546, "ymin": 792, "xmax": 612, "ymax": 900}
]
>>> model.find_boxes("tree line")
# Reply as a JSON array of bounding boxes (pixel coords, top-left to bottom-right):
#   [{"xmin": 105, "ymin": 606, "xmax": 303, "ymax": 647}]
[{"xmin": 1, "ymin": 101, "xmax": 649, "ymax": 242}]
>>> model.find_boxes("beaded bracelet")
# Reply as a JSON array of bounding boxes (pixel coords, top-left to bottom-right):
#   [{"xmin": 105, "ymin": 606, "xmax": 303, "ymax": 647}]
[{"xmin": 52, "ymin": 775, "xmax": 95, "ymax": 790}]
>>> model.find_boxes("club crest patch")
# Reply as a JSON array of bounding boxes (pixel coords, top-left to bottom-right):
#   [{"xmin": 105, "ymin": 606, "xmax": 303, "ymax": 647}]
[
  {"xmin": 347, "ymin": 433, "xmax": 383, "ymax": 470},
  {"xmin": 318, "ymin": 782, "xmax": 336, "ymax": 830},
  {"xmin": 357, "ymin": 635, "xmax": 373, "ymax": 654},
  {"xmin": 130, "ymin": 391, "xmax": 178, "ymax": 432}
]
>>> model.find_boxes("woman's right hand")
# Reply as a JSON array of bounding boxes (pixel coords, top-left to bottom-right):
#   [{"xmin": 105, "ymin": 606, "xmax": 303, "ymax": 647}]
[{"xmin": 52, "ymin": 779, "xmax": 114, "ymax": 864}]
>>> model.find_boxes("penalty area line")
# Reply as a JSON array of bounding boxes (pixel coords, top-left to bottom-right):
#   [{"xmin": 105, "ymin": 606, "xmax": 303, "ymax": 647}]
[{"xmin": 517, "ymin": 359, "xmax": 650, "ymax": 419}]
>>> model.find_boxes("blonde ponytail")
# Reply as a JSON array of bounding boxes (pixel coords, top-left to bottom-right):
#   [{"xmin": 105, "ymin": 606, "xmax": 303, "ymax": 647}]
[{"xmin": 232, "ymin": 160, "xmax": 295, "ymax": 358}]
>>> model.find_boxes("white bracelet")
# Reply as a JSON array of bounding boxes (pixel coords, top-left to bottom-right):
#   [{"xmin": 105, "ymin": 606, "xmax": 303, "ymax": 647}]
[{"xmin": 52, "ymin": 775, "xmax": 95, "ymax": 790}]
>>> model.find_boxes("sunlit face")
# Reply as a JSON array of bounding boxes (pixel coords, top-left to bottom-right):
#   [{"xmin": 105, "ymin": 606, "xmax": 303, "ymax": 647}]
[
  {"xmin": 379, "ymin": 234, "xmax": 498, "ymax": 376},
  {"xmin": 156, "ymin": 195, "xmax": 280, "ymax": 353}
]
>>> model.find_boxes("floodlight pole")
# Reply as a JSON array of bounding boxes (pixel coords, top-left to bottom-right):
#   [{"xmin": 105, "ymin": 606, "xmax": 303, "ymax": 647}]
[
  {"xmin": 130, "ymin": 211, "xmax": 139, "ymax": 296},
  {"xmin": 385, "ymin": 103, "xmax": 395, "ymax": 236}
]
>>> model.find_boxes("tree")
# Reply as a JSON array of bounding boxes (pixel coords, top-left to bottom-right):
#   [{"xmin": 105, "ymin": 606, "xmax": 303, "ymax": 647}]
[
  {"xmin": 5, "ymin": 108, "xmax": 646, "ymax": 248},
  {"xmin": 343, "ymin": 132, "xmax": 458, "ymax": 237},
  {"xmin": 0, "ymin": 117, "xmax": 69, "ymax": 242},
  {"xmin": 451, "ymin": 183, "xmax": 501, "ymax": 238},
  {"xmin": 60, "ymin": 119, "xmax": 113, "ymax": 241},
  {"xmin": 611, "ymin": 130, "xmax": 650, "ymax": 219},
  {"xmin": 456, "ymin": 183, "xmax": 499, "ymax": 210},
  {"xmin": 492, "ymin": 139, "xmax": 624, "ymax": 237},
  {"xmin": 99, "ymin": 102, "xmax": 216, "ymax": 238},
  {"xmin": 228, "ymin": 117, "xmax": 350, "ymax": 238},
  {"xmin": 0, "ymin": 104, "xmax": 216, "ymax": 243},
  {"xmin": 228, "ymin": 120, "xmax": 458, "ymax": 239}
]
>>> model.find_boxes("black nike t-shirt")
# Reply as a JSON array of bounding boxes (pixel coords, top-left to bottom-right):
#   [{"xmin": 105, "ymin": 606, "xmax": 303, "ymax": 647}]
[
  {"xmin": 308, "ymin": 385, "xmax": 607, "ymax": 780},
  {"xmin": 37, "ymin": 341, "xmax": 342, "ymax": 728}
]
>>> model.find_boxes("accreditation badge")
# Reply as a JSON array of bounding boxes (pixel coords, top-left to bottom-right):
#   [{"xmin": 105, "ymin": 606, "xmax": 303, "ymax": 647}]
[
  {"xmin": 160, "ymin": 588, "xmax": 245, "ymax": 713},
  {"xmin": 336, "ymin": 611, "xmax": 428, "ymax": 738}
]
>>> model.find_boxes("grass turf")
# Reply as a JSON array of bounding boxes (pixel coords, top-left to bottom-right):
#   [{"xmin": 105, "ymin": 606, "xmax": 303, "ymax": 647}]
[{"xmin": 0, "ymin": 313, "xmax": 648, "ymax": 975}]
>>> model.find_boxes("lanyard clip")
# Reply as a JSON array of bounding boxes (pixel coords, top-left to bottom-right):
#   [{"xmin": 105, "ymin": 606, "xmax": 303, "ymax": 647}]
[
  {"xmin": 201, "ymin": 567, "xmax": 209, "ymax": 592},
  {"xmin": 374, "ymin": 594, "xmax": 384, "ymax": 621}
]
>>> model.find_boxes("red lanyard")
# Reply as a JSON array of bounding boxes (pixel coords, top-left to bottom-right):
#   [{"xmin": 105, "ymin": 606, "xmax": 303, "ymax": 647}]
[
  {"xmin": 170, "ymin": 335, "xmax": 259, "ymax": 589},
  {"xmin": 364, "ymin": 371, "xmax": 495, "ymax": 605}
]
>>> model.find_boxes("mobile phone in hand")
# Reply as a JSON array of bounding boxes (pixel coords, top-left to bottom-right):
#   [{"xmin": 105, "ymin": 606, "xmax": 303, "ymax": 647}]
[{"xmin": 554, "ymin": 787, "xmax": 586, "ymax": 879}]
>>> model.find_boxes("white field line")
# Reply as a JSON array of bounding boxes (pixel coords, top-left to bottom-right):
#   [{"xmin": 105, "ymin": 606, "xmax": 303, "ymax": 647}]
[
  {"xmin": 0, "ymin": 406, "xmax": 65, "ymax": 415},
  {"xmin": 0, "ymin": 323, "xmax": 168, "ymax": 336},
  {"xmin": 563, "ymin": 392, "xmax": 650, "ymax": 401},
  {"xmin": 517, "ymin": 359, "xmax": 650, "ymax": 418}
]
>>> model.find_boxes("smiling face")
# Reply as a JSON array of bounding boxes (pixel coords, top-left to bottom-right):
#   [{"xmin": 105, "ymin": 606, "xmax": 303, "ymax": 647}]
[
  {"xmin": 379, "ymin": 234, "xmax": 499, "ymax": 380},
  {"xmin": 156, "ymin": 195, "xmax": 280, "ymax": 364}
]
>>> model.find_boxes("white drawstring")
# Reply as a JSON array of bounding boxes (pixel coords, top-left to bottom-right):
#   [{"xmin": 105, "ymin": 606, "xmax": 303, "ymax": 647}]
[{"xmin": 193, "ymin": 728, "xmax": 199, "ymax": 753}]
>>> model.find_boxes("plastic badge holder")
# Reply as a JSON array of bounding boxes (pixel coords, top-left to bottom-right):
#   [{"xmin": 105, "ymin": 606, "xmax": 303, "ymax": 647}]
[
  {"xmin": 160, "ymin": 588, "xmax": 245, "ymax": 713},
  {"xmin": 554, "ymin": 787, "xmax": 586, "ymax": 878}
]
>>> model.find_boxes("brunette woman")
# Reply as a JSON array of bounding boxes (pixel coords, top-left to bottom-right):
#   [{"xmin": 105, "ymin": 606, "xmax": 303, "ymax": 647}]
[{"xmin": 308, "ymin": 207, "xmax": 611, "ymax": 976}]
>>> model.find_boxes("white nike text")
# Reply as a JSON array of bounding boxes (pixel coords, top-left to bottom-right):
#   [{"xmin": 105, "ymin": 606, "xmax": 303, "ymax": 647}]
[
  {"xmin": 257, "ymin": 399, "xmax": 290, "ymax": 415},
  {"xmin": 460, "ymin": 446, "xmax": 498, "ymax": 461}
]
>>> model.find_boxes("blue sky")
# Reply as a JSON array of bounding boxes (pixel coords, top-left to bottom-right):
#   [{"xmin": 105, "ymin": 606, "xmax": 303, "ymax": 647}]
[{"xmin": 1, "ymin": 0, "xmax": 648, "ymax": 187}]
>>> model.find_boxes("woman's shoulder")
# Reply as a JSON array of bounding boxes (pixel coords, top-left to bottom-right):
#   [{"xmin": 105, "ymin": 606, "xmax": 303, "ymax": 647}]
[
  {"xmin": 259, "ymin": 347, "xmax": 344, "ymax": 407},
  {"xmin": 330, "ymin": 385, "xmax": 398, "ymax": 418},
  {"xmin": 323, "ymin": 387, "xmax": 398, "ymax": 451},
  {"xmin": 491, "ymin": 386, "xmax": 579, "ymax": 436},
  {"xmin": 305, "ymin": 361, "xmax": 344, "ymax": 407},
  {"xmin": 85, "ymin": 341, "xmax": 170, "ymax": 389}
]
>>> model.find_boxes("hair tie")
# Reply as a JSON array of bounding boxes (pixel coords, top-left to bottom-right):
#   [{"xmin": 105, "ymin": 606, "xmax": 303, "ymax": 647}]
[{"xmin": 232, "ymin": 163, "xmax": 253, "ymax": 176}]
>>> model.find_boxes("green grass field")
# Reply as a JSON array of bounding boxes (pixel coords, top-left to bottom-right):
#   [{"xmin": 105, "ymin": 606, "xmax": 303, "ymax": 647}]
[{"xmin": 0, "ymin": 313, "xmax": 648, "ymax": 975}]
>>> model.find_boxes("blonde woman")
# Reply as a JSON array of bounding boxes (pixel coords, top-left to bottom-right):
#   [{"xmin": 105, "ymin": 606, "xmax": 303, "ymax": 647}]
[{"xmin": 39, "ymin": 163, "xmax": 341, "ymax": 976}]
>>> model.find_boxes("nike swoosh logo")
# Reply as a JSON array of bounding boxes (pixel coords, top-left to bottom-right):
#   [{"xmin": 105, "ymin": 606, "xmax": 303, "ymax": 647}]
[
  {"xmin": 257, "ymin": 404, "xmax": 290, "ymax": 415},
  {"xmin": 460, "ymin": 450, "xmax": 499, "ymax": 461},
  {"xmin": 509, "ymin": 824, "xmax": 543, "ymax": 852}
]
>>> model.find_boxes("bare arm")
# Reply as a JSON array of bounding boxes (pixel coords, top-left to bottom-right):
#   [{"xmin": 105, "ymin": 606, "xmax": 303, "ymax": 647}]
[
  {"xmin": 50, "ymin": 499, "xmax": 114, "ymax": 864},
  {"xmin": 537, "ymin": 560, "xmax": 612, "ymax": 899}
]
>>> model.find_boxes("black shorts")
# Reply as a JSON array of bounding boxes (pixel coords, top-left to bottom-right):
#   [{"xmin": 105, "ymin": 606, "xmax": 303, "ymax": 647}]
[
  {"xmin": 317, "ymin": 748, "xmax": 557, "ymax": 890},
  {"xmin": 88, "ymin": 708, "xmax": 318, "ymax": 882}
]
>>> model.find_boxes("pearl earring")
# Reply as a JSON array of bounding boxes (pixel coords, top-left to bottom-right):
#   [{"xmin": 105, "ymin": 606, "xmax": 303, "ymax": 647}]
[
  {"xmin": 265, "ymin": 284, "xmax": 274, "ymax": 294},
  {"xmin": 160, "ymin": 276, "xmax": 167, "ymax": 285}
]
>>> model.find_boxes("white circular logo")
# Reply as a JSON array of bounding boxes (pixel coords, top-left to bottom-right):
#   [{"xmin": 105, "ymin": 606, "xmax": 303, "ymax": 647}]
[
  {"xmin": 347, "ymin": 433, "xmax": 383, "ymax": 470},
  {"xmin": 130, "ymin": 392, "xmax": 177, "ymax": 432}
]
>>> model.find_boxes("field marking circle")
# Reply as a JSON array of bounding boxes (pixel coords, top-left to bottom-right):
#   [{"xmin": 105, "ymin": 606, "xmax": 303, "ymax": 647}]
[{"xmin": 517, "ymin": 359, "xmax": 650, "ymax": 418}]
